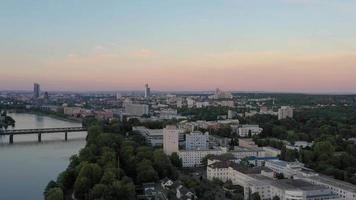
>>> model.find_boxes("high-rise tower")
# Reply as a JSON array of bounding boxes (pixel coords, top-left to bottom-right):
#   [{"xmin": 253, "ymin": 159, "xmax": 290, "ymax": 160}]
[
  {"xmin": 33, "ymin": 83, "xmax": 40, "ymax": 99},
  {"xmin": 144, "ymin": 84, "xmax": 150, "ymax": 99}
]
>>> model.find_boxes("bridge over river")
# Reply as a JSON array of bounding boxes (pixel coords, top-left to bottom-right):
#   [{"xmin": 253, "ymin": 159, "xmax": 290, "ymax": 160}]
[{"xmin": 0, "ymin": 127, "xmax": 87, "ymax": 143}]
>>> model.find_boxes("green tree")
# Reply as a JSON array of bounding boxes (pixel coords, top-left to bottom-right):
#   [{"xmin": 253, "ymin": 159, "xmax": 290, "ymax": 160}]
[
  {"xmin": 44, "ymin": 180, "xmax": 58, "ymax": 198},
  {"xmin": 91, "ymin": 184, "xmax": 109, "ymax": 199},
  {"xmin": 251, "ymin": 192, "xmax": 261, "ymax": 200},
  {"xmin": 46, "ymin": 187, "xmax": 64, "ymax": 200},
  {"xmin": 170, "ymin": 152, "xmax": 182, "ymax": 168},
  {"xmin": 74, "ymin": 177, "xmax": 91, "ymax": 199},
  {"xmin": 57, "ymin": 168, "xmax": 77, "ymax": 192},
  {"xmin": 111, "ymin": 178, "xmax": 136, "ymax": 200},
  {"xmin": 272, "ymin": 196, "xmax": 281, "ymax": 200},
  {"xmin": 136, "ymin": 159, "xmax": 159, "ymax": 183}
]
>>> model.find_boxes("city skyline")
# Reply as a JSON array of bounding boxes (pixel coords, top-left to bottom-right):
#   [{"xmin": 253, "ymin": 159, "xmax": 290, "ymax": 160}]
[{"xmin": 1, "ymin": 0, "xmax": 356, "ymax": 93}]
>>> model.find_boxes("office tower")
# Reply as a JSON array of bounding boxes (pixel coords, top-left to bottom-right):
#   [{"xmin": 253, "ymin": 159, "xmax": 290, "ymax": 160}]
[
  {"xmin": 163, "ymin": 125, "xmax": 179, "ymax": 155},
  {"xmin": 44, "ymin": 91, "xmax": 49, "ymax": 100},
  {"xmin": 144, "ymin": 84, "xmax": 150, "ymax": 99},
  {"xmin": 33, "ymin": 83, "xmax": 40, "ymax": 99}
]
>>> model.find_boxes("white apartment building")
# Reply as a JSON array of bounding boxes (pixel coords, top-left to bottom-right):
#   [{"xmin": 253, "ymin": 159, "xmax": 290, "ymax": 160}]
[
  {"xmin": 178, "ymin": 147, "xmax": 227, "ymax": 167},
  {"xmin": 238, "ymin": 125, "xmax": 263, "ymax": 137},
  {"xmin": 187, "ymin": 98, "xmax": 195, "ymax": 108},
  {"xmin": 124, "ymin": 103, "xmax": 149, "ymax": 116},
  {"xmin": 133, "ymin": 126, "xmax": 185, "ymax": 147},
  {"xmin": 278, "ymin": 106, "xmax": 294, "ymax": 120},
  {"xmin": 209, "ymin": 88, "xmax": 233, "ymax": 99},
  {"xmin": 133, "ymin": 126, "xmax": 164, "ymax": 146},
  {"xmin": 196, "ymin": 101, "xmax": 210, "ymax": 108},
  {"xmin": 163, "ymin": 126, "xmax": 180, "ymax": 155},
  {"xmin": 230, "ymin": 146, "xmax": 265, "ymax": 159},
  {"xmin": 238, "ymin": 138, "xmax": 259, "ymax": 148},
  {"xmin": 216, "ymin": 100, "xmax": 235, "ymax": 108},
  {"xmin": 63, "ymin": 107, "xmax": 83, "ymax": 117},
  {"xmin": 158, "ymin": 109, "xmax": 178, "ymax": 119},
  {"xmin": 185, "ymin": 131, "xmax": 209, "ymax": 150}
]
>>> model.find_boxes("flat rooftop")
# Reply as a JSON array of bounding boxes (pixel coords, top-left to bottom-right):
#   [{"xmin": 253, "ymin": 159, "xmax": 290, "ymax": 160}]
[
  {"xmin": 272, "ymin": 179, "xmax": 327, "ymax": 191},
  {"xmin": 308, "ymin": 175, "xmax": 356, "ymax": 193}
]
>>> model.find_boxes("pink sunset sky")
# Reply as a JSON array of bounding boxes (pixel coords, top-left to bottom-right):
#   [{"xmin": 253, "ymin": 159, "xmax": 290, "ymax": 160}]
[{"xmin": 1, "ymin": 0, "xmax": 356, "ymax": 93}]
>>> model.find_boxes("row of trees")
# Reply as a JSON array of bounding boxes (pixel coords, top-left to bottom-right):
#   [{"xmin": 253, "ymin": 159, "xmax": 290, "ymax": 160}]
[{"xmin": 44, "ymin": 117, "xmax": 180, "ymax": 200}]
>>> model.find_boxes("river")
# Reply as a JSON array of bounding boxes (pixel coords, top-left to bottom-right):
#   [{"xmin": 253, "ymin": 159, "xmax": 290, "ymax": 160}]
[{"xmin": 0, "ymin": 113, "xmax": 87, "ymax": 200}]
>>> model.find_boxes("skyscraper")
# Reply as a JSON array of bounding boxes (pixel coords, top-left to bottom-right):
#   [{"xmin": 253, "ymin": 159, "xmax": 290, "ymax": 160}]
[
  {"xmin": 144, "ymin": 84, "xmax": 150, "ymax": 99},
  {"xmin": 33, "ymin": 83, "xmax": 40, "ymax": 99}
]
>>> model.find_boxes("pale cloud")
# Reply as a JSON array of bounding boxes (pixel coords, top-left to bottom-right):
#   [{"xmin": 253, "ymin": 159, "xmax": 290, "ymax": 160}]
[{"xmin": 129, "ymin": 48, "xmax": 158, "ymax": 58}]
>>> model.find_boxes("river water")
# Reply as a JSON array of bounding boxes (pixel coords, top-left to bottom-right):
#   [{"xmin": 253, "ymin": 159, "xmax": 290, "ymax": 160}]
[{"xmin": 0, "ymin": 113, "xmax": 87, "ymax": 200}]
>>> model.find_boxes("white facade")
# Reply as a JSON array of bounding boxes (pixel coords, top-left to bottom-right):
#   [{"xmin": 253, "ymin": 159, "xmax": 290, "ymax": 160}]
[
  {"xmin": 209, "ymin": 88, "xmax": 233, "ymax": 99},
  {"xmin": 230, "ymin": 146, "xmax": 265, "ymax": 159},
  {"xmin": 185, "ymin": 131, "xmax": 209, "ymax": 150},
  {"xmin": 187, "ymin": 98, "xmax": 195, "ymax": 108},
  {"xmin": 238, "ymin": 125, "xmax": 263, "ymax": 137},
  {"xmin": 263, "ymin": 146, "xmax": 281, "ymax": 157},
  {"xmin": 159, "ymin": 109, "xmax": 178, "ymax": 119},
  {"xmin": 178, "ymin": 147, "xmax": 227, "ymax": 167},
  {"xmin": 278, "ymin": 106, "xmax": 294, "ymax": 120},
  {"xmin": 196, "ymin": 101, "xmax": 210, "ymax": 108},
  {"xmin": 295, "ymin": 175, "xmax": 356, "ymax": 200},
  {"xmin": 63, "ymin": 107, "xmax": 83, "ymax": 116},
  {"xmin": 124, "ymin": 103, "xmax": 149, "ymax": 116},
  {"xmin": 265, "ymin": 160, "xmax": 356, "ymax": 200},
  {"xmin": 163, "ymin": 126, "xmax": 180, "ymax": 155},
  {"xmin": 133, "ymin": 126, "xmax": 164, "ymax": 146}
]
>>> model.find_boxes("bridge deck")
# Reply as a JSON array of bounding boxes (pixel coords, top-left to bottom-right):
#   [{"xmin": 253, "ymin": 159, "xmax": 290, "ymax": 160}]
[{"xmin": 0, "ymin": 127, "xmax": 87, "ymax": 135}]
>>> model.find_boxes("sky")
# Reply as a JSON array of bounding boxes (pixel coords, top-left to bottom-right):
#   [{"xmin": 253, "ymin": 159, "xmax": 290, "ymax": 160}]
[{"xmin": 1, "ymin": 0, "xmax": 356, "ymax": 93}]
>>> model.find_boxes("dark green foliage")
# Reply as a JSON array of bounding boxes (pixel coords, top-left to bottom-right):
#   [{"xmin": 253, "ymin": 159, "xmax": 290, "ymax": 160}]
[
  {"xmin": 45, "ymin": 118, "xmax": 180, "ymax": 199},
  {"xmin": 251, "ymin": 192, "xmax": 261, "ymax": 200},
  {"xmin": 46, "ymin": 187, "xmax": 64, "ymax": 200},
  {"xmin": 252, "ymin": 105, "xmax": 356, "ymax": 184}
]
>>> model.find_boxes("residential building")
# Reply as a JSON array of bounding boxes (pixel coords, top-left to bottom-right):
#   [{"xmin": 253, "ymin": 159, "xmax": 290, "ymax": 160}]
[
  {"xmin": 163, "ymin": 125, "xmax": 180, "ymax": 155},
  {"xmin": 185, "ymin": 131, "xmax": 209, "ymax": 150},
  {"xmin": 278, "ymin": 106, "xmax": 294, "ymax": 120},
  {"xmin": 230, "ymin": 146, "xmax": 265, "ymax": 159},
  {"xmin": 63, "ymin": 107, "xmax": 83, "ymax": 117},
  {"xmin": 238, "ymin": 138, "xmax": 258, "ymax": 148},
  {"xmin": 124, "ymin": 103, "xmax": 149, "ymax": 116},
  {"xmin": 133, "ymin": 126, "xmax": 184, "ymax": 147},
  {"xmin": 209, "ymin": 88, "xmax": 233, "ymax": 99},
  {"xmin": 263, "ymin": 146, "xmax": 282, "ymax": 157},
  {"xmin": 158, "ymin": 109, "xmax": 178, "ymax": 119},
  {"xmin": 178, "ymin": 147, "xmax": 227, "ymax": 167},
  {"xmin": 238, "ymin": 125, "xmax": 263, "ymax": 137}
]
